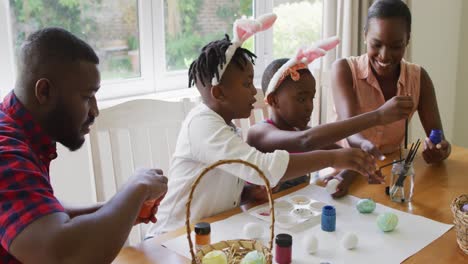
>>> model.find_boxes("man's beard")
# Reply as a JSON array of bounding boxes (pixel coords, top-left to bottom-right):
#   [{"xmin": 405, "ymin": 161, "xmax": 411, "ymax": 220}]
[{"xmin": 43, "ymin": 102, "xmax": 86, "ymax": 151}]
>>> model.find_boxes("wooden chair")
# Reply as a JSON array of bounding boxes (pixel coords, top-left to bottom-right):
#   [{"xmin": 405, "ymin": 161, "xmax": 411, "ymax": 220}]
[
  {"xmin": 88, "ymin": 98, "xmax": 196, "ymax": 245},
  {"xmin": 233, "ymin": 89, "xmax": 270, "ymax": 139}
]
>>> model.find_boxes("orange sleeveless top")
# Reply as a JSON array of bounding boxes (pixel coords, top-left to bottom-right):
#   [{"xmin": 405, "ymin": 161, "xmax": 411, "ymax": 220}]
[{"xmin": 339, "ymin": 54, "xmax": 421, "ymax": 154}]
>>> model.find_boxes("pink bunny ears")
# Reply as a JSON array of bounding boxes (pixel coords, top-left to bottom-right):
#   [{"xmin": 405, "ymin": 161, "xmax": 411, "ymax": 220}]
[
  {"xmin": 264, "ymin": 36, "xmax": 340, "ymax": 98},
  {"xmin": 211, "ymin": 13, "xmax": 277, "ymax": 86}
]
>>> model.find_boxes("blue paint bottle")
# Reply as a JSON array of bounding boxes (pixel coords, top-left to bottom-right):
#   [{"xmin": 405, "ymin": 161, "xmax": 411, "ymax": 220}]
[{"xmin": 321, "ymin": 205, "xmax": 336, "ymax": 232}]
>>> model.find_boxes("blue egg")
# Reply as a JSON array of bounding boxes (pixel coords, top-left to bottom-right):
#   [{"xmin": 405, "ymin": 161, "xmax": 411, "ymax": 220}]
[
  {"xmin": 356, "ymin": 198, "xmax": 376, "ymax": 214},
  {"xmin": 240, "ymin": 251, "xmax": 266, "ymax": 264}
]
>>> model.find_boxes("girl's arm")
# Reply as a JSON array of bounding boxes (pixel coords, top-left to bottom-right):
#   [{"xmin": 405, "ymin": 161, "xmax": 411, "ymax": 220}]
[
  {"xmin": 247, "ymin": 96, "xmax": 412, "ymax": 154},
  {"xmin": 331, "ymin": 59, "xmax": 372, "ymax": 146},
  {"xmin": 418, "ymin": 67, "xmax": 451, "ymax": 163}
]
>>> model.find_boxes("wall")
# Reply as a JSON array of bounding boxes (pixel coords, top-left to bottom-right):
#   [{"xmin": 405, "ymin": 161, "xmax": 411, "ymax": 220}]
[
  {"xmin": 453, "ymin": 1, "xmax": 468, "ymax": 147},
  {"xmin": 409, "ymin": 0, "xmax": 462, "ymax": 144}
]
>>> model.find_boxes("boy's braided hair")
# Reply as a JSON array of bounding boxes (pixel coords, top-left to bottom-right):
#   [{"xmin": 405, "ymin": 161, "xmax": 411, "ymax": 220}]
[{"xmin": 188, "ymin": 34, "xmax": 256, "ymax": 88}]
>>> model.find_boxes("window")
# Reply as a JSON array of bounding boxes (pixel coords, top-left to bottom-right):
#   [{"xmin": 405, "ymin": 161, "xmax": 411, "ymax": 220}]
[
  {"xmin": 1, "ymin": 0, "xmax": 324, "ymax": 100},
  {"xmin": 9, "ymin": 0, "xmax": 141, "ymax": 81},
  {"xmin": 164, "ymin": 0, "xmax": 254, "ymax": 72},
  {"xmin": 273, "ymin": 0, "xmax": 323, "ymax": 59}
]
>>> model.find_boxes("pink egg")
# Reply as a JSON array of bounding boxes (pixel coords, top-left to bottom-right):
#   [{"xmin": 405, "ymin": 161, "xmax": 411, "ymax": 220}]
[{"xmin": 462, "ymin": 204, "xmax": 468, "ymax": 213}]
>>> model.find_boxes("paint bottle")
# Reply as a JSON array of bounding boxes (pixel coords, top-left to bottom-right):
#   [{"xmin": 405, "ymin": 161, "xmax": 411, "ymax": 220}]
[
  {"xmin": 139, "ymin": 194, "xmax": 165, "ymax": 219},
  {"xmin": 195, "ymin": 222, "xmax": 211, "ymax": 251},
  {"xmin": 275, "ymin": 233, "xmax": 292, "ymax": 264},
  {"xmin": 321, "ymin": 205, "xmax": 336, "ymax": 232},
  {"xmin": 139, "ymin": 199, "xmax": 156, "ymax": 219},
  {"xmin": 429, "ymin": 129, "xmax": 442, "ymax": 144}
]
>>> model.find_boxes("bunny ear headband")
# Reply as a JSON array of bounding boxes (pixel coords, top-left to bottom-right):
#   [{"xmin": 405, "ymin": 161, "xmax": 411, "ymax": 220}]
[
  {"xmin": 211, "ymin": 13, "xmax": 277, "ymax": 86},
  {"xmin": 264, "ymin": 36, "xmax": 341, "ymax": 99}
]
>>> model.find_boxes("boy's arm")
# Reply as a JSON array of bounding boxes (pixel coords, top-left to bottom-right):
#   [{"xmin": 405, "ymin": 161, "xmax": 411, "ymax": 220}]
[{"xmin": 190, "ymin": 114, "xmax": 377, "ymax": 187}]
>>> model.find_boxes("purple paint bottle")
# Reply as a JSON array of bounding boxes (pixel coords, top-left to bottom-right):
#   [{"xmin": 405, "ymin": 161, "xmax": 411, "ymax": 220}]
[{"xmin": 429, "ymin": 129, "xmax": 442, "ymax": 144}]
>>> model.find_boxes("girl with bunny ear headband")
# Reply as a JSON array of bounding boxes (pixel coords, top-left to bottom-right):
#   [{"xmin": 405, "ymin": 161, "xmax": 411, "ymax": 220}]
[
  {"xmin": 247, "ymin": 36, "xmax": 415, "ymax": 195},
  {"xmin": 263, "ymin": 36, "xmax": 340, "ymax": 99}
]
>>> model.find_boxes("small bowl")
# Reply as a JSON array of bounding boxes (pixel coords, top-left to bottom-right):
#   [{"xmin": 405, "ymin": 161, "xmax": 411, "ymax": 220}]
[
  {"xmin": 275, "ymin": 200, "xmax": 294, "ymax": 213},
  {"xmin": 309, "ymin": 201, "xmax": 327, "ymax": 211},
  {"xmin": 276, "ymin": 214, "xmax": 297, "ymax": 226},
  {"xmin": 292, "ymin": 208, "xmax": 316, "ymax": 218},
  {"xmin": 290, "ymin": 195, "xmax": 311, "ymax": 205}
]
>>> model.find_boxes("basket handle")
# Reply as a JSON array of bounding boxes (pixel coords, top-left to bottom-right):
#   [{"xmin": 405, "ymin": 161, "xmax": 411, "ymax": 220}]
[{"xmin": 185, "ymin": 159, "xmax": 275, "ymax": 263}]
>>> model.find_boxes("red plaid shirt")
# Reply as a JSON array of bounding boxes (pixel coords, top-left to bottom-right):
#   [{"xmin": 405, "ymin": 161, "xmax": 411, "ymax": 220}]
[{"xmin": 0, "ymin": 91, "xmax": 64, "ymax": 263}]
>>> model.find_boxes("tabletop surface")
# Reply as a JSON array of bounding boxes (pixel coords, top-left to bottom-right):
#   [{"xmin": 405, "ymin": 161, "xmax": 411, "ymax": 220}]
[{"xmin": 113, "ymin": 146, "xmax": 468, "ymax": 264}]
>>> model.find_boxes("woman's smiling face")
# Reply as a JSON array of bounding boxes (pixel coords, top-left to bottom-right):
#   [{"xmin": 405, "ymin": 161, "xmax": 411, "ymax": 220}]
[{"xmin": 365, "ymin": 17, "xmax": 409, "ymax": 78}]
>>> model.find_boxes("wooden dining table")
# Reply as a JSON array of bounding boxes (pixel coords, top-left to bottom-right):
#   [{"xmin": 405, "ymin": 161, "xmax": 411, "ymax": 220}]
[{"xmin": 113, "ymin": 145, "xmax": 468, "ymax": 264}]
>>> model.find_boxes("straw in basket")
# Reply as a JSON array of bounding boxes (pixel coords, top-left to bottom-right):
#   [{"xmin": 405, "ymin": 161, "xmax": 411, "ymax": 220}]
[
  {"xmin": 451, "ymin": 194, "xmax": 468, "ymax": 254},
  {"xmin": 185, "ymin": 159, "xmax": 275, "ymax": 264}
]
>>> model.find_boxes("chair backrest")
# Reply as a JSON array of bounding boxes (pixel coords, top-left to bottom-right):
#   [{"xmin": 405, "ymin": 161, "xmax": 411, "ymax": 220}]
[
  {"xmin": 89, "ymin": 98, "xmax": 196, "ymax": 245},
  {"xmin": 233, "ymin": 89, "xmax": 270, "ymax": 139}
]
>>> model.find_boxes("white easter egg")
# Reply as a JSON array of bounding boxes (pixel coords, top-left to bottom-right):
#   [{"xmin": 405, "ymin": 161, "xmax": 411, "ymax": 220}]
[
  {"xmin": 243, "ymin": 222, "xmax": 264, "ymax": 239},
  {"xmin": 341, "ymin": 232, "xmax": 358, "ymax": 250},
  {"xmin": 326, "ymin": 179, "xmax": 340, "ymax": 194},
  {"xmin": 303, "ymin": 235, "xmax": 318, "ymax": 254}
]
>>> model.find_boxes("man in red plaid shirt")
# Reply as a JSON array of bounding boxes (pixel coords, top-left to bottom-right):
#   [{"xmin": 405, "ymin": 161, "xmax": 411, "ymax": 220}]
[{"xmin": 0, "ymin": 28, "xmax": 168, "ymax": 263}]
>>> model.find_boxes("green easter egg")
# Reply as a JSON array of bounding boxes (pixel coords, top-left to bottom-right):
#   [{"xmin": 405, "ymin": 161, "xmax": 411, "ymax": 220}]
[
  {"xmin": 356, "ymin": 198, "xmax": 376, "ymax": 214},
  {"xmin": 377, "ymin": 212, "xmax": 399, "ymax": 232},
  {"xmin": 202, "ymin": 250, "xmax": 228, "ymax": 264},
  {"xmin": 240, "ymin": 251, "xmax": 266, "ymax": 264}
]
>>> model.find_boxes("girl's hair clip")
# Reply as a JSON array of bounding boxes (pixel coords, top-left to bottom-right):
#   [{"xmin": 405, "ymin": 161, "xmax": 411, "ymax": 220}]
[
  {"xmin": 212, "ymin": 13, "xmax": 277, "ymax": 86},
  {"xmin": 264, "ymin": 36, "xmax": 340, "ymax": 99}
]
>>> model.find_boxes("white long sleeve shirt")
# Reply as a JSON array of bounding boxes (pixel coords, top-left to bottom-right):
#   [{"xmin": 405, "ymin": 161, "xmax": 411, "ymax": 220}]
[{"xmin": 146, "ymin": 103, "xmax": 289, "ymax": 235}]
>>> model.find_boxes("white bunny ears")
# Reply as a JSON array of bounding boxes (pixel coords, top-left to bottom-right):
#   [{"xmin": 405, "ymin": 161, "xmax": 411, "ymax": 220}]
[
  {"xmin": 211, "ymin": 13, "xmax": 277, "ymax": 86},
  {"xmin": 264, "ymin": 36, "xmax": 341, "ymax": 98}
]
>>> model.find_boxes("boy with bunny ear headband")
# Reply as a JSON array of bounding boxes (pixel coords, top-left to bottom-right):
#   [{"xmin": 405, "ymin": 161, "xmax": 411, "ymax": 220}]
[
  {"xmin": 147, "ymin": 15, "xmax": 379, "ymax": 236},
  {"xmin": 247, "ymin": 36, "xmax": 414, "ymax": 197}
]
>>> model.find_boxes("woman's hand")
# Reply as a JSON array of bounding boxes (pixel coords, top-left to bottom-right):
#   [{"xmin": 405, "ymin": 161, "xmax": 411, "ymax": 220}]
[{"xmin": 422, "ymin": 138, "xmax": 451, "ymax": 164}]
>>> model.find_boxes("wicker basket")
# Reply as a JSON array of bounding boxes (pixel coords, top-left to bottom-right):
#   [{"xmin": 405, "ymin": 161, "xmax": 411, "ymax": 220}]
[
  {"xmin": 185, "ymin": 159, "xmax": 275, "ymax": 264},
  {"xmin": 451, "ymin": 194, "xmax": 468, "ymax": 254}
]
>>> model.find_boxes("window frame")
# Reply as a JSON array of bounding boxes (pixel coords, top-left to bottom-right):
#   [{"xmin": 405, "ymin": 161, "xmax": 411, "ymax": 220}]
[
  {"xmin": 0, "ymin": 0, "xmax": 15, "ymax": 98},
  {"xmin": 0, "ymin": 0, "xmax": 324, "ymax": 102}
]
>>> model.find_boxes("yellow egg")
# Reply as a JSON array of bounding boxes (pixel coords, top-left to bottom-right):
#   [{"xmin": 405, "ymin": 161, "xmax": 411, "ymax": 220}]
[{"xmin": 202, "ymin": 250, "xmax": 228, "ymax": 264}]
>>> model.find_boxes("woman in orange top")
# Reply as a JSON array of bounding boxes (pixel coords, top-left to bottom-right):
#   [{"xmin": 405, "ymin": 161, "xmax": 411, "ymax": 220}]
[{"xmin": 332, "ymin": 0, "xmax": 450, "ymax": 164}]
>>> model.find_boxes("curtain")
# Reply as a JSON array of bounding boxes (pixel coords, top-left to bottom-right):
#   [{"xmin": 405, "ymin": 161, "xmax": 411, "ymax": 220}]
[{"xmin": 316, "ymin": 0, "xmax": 373, "ymax": 123}]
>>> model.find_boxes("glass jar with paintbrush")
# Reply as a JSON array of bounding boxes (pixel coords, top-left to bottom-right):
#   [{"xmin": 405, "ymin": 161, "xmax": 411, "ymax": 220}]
[{"xmin": 389, "ymin": 139, "xmax": 421, "ymax": 203}]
